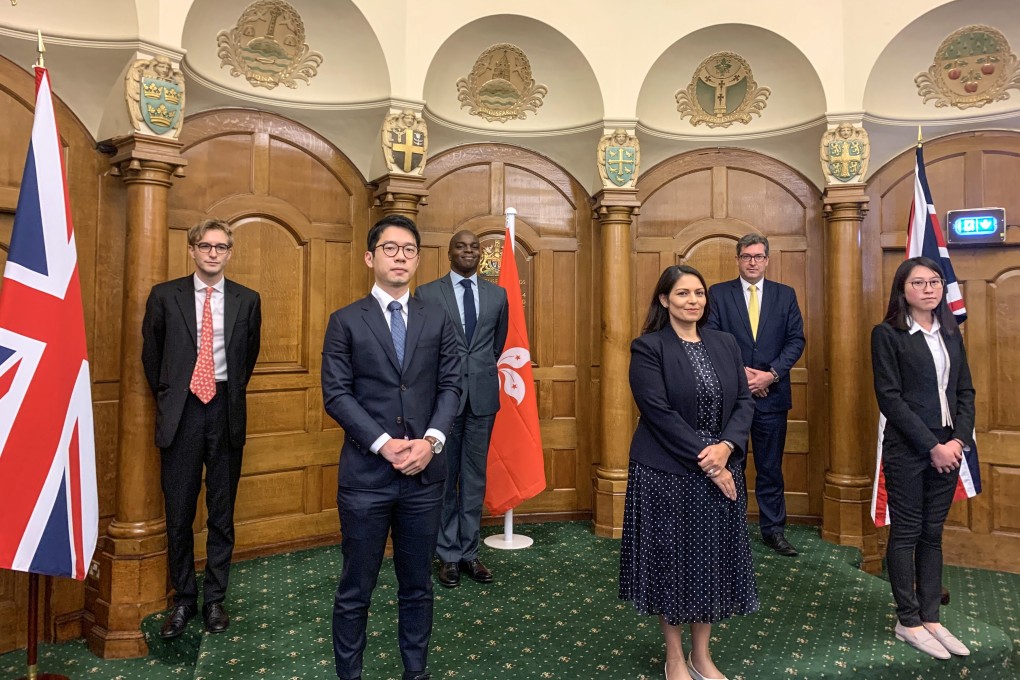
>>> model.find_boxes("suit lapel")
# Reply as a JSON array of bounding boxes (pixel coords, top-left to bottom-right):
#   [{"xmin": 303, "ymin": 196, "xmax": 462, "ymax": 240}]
[
  {"xmin": 730, "ymin": 280, "xmax": 755, "ymax": 342},
  {"xmin": 174, "ymin": 278, "xmax": 198, "ymax": 348},
  {"xmin": 757, "ymin": 279, "xmax": 777, "ymax": 338},
  {"xmin": 403, "ymin": 297, "xmax": 426, "ymax": 370},
  {"xmin": 224, "ymin": 279, "xmax": 240, "ymax": 350},
  {"xmin": 439, "ymin": 275, "xmax": 467, "ymax": 345},
  {"xmin": 361, "ymin": 296, "xmax": 402, "ymax": 373}
]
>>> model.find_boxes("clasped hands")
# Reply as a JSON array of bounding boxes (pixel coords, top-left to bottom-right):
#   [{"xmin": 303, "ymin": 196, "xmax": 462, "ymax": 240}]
[
  {"xmin": 930, "ymin": 439, "xmax": 964, "ymax": 474},
  {"xmin": 379, "ymin": 437, "xmax": 433, "ymax": 476},
  {"xmin": 698, "ymin": 442, "xmax": 736, "ymax": 501},
  {"xmin": 745, "ymin": 367, "xmax": 772, "ymax": 398}
]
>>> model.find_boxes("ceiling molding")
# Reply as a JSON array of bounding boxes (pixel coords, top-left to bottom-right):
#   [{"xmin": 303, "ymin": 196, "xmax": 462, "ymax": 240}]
[
  {"xmin": 422, "ymin": 108, "xmax": 604, "ymax": 137},
  {"xmin": 862, "ymin": 108, "xmax": 1020, "ymax": 127},
  {"xmin": 0, "ymin": 26, "xmax": 183, "ymax": 58},
  {"xmin": 635, "ymin": 116, "xmax": 827, "ymax": 142}
]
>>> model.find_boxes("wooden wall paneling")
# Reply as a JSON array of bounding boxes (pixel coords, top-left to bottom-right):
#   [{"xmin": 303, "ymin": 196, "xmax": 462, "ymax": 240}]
[
  {"xmin": 170, "ymin": 109, "xmax": 370, "ymax": 564},
  {"xmin": 864, "ymin": 130, "xmax": 1020, "ymax": 572},
  {"xmin": 636, "ymin": 148, "xmax": 824, "ymax": 526},
  {"xmin": 420, "ymin": 144, "xmax": 594, "ymax": 520}
]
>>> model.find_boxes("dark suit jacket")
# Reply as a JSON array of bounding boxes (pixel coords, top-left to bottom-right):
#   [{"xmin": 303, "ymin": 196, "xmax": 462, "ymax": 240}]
[
  {"xmin": 629, "ymin": 327, "xmax": 755, "ymax": 475},
  {"xmin": 871, "ymin": 321, "xmax": 976, "ymax": 456},
  {"xmin": 321, "ymin": 294, "xmax": 461, "ymax": 488},
  {"xmin": 141, "ymin": 275, "xmax": 262, "ymax": 449},
  {"xmin": 704, "ymin": 278, "xmax": 805, "ymax": 413},
  {"xmin": 414, "ymin": 273, "xmax": 509, "ymax": 416}
]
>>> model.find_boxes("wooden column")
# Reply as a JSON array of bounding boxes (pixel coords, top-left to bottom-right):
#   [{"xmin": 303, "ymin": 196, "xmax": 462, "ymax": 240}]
[
  {"xmin": 821, "ymin": 184, "xmax": 881, "ymax": 573},
  {"xmin": 85, "ymin": 135, "xmax": 186, "ymax": 658},
  {"xmin": 373, "ymin": 174, "xmax": 429, "ymax": 221},
  {"xmin": 592, "ymin": 189, "xmax": 639, "ymax": 538}
]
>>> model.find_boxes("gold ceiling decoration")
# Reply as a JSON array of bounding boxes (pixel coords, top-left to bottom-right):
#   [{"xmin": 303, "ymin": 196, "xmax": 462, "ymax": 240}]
[
  {"xmin": 216, "ymin": 0, "xmax": 323, "ymax": 90},
  {"xmin": 675, "ymin": 52, "xmax": 770, "ymax": 128},
  {"xmin": 456, "ymin": 43, "xmax": 548, "ymax": 123},
  {"xmin": 915, "ymin": 25, "xmax": 1020, "ymax": 109}
]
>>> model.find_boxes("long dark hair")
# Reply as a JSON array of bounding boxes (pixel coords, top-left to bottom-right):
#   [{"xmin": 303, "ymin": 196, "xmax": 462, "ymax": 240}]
[
  {"xmin": 882, "ymin": 256, "xmax": 960, "ymax": 335},
  {"xmin": 641, "ymin": 265, "xmax": 711, "ymax": 334}
]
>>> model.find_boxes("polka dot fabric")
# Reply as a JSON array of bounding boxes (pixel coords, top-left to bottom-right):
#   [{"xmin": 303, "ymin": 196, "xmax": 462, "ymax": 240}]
[{"xmin": 619, "ymin": 337, "xmax": 760, "ymax": 625}]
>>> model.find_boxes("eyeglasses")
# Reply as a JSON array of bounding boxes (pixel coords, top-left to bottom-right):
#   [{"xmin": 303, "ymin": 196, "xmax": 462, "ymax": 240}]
[
  {"xmin": 194, "ymin": 243, "xmax": 231, "ymax": 254},
  {"xmin": 738, "ymin": 254, "xmax": 767, "ymax": 263},
  {"xmin": 375, "ymin": 242, "xmax": 419, "ymax": 258},
  {"xmin": 908, "ymin": 278, "xmax": 945, "ymax": 290}
]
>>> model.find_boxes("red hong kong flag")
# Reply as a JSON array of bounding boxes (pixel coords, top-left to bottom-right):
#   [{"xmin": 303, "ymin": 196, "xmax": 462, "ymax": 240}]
[{"xmin": 484, "ymin": 209, "xmax": 546, "ymax": 514}]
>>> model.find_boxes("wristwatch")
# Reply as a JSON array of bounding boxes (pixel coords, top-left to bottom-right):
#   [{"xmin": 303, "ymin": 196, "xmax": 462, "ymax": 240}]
[
  {"xmin": 424, "ymin": 435, "xmax": 443, "ymax": 455},
  {"xmin": 769, "ymin": 368, "xmax": 780, "ymax": 384}
]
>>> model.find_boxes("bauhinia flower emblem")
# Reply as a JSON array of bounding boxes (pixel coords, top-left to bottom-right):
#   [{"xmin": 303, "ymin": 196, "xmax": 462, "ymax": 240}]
[{"xmin": 497, "ymin": 347, "xmax": 530, "ymax": 405}]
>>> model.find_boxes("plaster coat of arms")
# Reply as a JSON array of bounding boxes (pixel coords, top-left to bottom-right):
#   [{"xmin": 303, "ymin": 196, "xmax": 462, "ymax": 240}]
[
  {"xmin": 126, "ymin": 56, "xmax": 185, "ymax": 138},
  {"xmin": 216, "ymin": 0, "xmax": 323, "ymax": 90},
  {"xmin": 820, "ymin": 123, "xmax": 869, "ymax": 184},
  {"xmin": 456, "ymin": 43, "xmax": 548, "ymax": 123},
  {"xmin": 915, "ymin": 25, "xmax": 1020, "ymax": 110},
  {"xmin": 597, "ymin": 129, "xmax": 640, "ymax": 188},
  {"xmin": 382, "ymin": 109, "xmax": 428, "ymax": 176},
  {"xmin": 675, "ymin": 52, "xmax": 771, "ymax": 128}
]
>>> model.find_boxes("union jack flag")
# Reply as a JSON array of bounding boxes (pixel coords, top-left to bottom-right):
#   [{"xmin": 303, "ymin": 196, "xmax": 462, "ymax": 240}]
[
  {"xmin": 871, "ymin": 143, "xmax": 981, "ymax": 527},
  {"xmin": 0, "ymin": 67, "xmax": 97, "ymax": 580}
]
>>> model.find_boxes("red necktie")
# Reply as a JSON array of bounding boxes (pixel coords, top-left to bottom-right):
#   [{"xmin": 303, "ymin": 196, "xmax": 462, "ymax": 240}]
[{"xmin": 190, "ymin": 286, "xmax": 216, "ymax": 404}]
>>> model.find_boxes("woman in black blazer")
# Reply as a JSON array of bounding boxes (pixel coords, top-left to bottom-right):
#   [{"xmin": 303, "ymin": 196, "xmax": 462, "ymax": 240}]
[
  {"xmin": 619, "ymin": 265, "xmax": 757, "ymax": 680},
  {"xmin": 872, "ymin": 256, "xmax": 975, "ymax": 659}
]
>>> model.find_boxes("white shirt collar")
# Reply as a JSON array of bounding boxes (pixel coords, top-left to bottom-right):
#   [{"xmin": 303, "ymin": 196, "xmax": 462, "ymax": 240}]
[
  {"xmin": 193, "ymin": 273, "xmax": 225, "ymax": 294},
  {"xmin": 907, "ymin": 314, "xmax": 941, "ymax": 336},
  {"xmin": 740, "ymin": 277, "xmax": 765, "ymax": 291},
  {"xmin": 371, "ymin": 283, "xmax": 409, "ymax": 311},
  {"xmin": 450, "ymin": 271, "xmax": 478, "ymax": 287}
]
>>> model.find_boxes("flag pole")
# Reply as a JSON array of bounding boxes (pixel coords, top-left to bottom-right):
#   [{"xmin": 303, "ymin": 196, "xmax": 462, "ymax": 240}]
[
  {"xmin": 16, "ymin": 31, "xmax": 69, "ymax": 680},
  {"xmin": 483, "ymin": 207, "xmax": 535, "ymax": 550}
]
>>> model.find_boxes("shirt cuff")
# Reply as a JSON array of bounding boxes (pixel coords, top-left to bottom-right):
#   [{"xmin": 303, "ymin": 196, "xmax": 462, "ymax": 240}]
[
  {"xmin": 369, "ymin": 433, "xmax": 391, "ymax": 454},
  {"xmin": 424, "ymin": 428, "xmax": 446, "ymax": 445}
]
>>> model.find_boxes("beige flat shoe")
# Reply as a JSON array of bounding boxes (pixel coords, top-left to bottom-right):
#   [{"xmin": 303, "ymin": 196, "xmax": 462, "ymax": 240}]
[
  {"xmin": 925, "ymin": 624, "xmax": 970, "ymax": 656},
  {"xmin": 687, "ymin": 653, "xmax": 728, "ymax": 680},
  {"xmin": 895, "ymin": 622, "xmax": 951, "ymax": 659}
]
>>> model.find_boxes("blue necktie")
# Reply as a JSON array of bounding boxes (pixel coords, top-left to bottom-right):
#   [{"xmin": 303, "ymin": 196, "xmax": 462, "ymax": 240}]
[
  {"xmin": 388, "ymin": 300, "xmax": 405, "ymax": 367},
  {"xmin": 460, "ymin": 279, "xmax": 476, "ymax": 346}
]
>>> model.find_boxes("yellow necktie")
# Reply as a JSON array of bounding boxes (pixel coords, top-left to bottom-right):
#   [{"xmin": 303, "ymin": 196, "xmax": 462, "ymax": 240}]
[{"xmin": 749, "ymin": 284, "xmax": 760, "ymax": 341}]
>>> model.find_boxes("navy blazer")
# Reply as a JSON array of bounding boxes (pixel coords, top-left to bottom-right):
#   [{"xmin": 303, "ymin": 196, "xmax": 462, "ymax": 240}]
[
  {"xmin": 629, "ymin": 327, "xmax": 755, "ymax": 476},
  {"xmin": 141, "ymin": 276, "xmax": 262, "ymax": 450},
  {"xmin": 871, "ymin": 321, "xmax": 976, "ymax": 456},
  {"xmin": 321, "ymin": 294, "xmax": 461, "ymax": 488},
  {"xmin": 414, "ymin": 274, "xmax": 509, "ymax": 416},
  {"xmin": 704, "ymin": 278, "xmax": 805, "ymax": 413}
]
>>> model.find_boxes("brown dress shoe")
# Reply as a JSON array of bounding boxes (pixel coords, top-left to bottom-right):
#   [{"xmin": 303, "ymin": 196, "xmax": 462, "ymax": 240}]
[
  {"xmin": 437, "ymin": 561, "xmax": 460, "ymax": 587},
  {"xmin": 459, "ymin": 558, "xmax": 493, "ymax": 583},
  {"xmin": 159, "ymin": 604, "xmax": 196, "ymax": 639},
  {"xmin": 203, "ymin": 602, "xmax": 230, "ymax": 633}
]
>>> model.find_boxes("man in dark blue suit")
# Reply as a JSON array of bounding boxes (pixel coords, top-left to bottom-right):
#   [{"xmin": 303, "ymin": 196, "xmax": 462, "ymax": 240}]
[
  {"xmin": 321, "ymin": 215, "xmax": 461, "ymax": 680},
  {"xmin": 705, "ymin": 234, "xmax": 805, "ymax": 556}
]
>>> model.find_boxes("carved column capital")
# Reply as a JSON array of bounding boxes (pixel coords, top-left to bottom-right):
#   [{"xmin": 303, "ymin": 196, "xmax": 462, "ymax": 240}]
[
  {"xmin": 373, "ymin": 173, "xmax": 429, "ymax": 220},
  {"xmin": 108, "ymin": 133, "xmax": 187, "ymax": 184},
  {"xmin": 823, "ymin": 184, "xmax": 869, "ymax": 221}
]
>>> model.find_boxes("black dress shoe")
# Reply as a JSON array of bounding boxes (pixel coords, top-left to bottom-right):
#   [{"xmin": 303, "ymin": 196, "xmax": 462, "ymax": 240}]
[
  {"xmin": 159, "ymin": 604, "xmax": 196, "ymax": 639},
  {"xmin": 404, "ymin": 673, "xmax": 430, "ymax": 680},
  {"xmin": 459, "ymin": 558, "xmax": 493, "ymax": 583},
  {"xmin": 203, "ymin": 602, "xmax": 230, "ymax": 633},
  {"xmin": 763, "ymin": 532, "xmax": 798, "ymax": 557},
  {"xmin": 437, "ymin": 561, "xmax": 460, "ymax": 587}
]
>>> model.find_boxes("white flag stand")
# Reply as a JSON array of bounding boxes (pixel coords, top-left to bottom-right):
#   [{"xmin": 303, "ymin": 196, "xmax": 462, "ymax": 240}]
[{"xmin": 483, "ymin": 509, "xmax": 533, "ymax": 550}]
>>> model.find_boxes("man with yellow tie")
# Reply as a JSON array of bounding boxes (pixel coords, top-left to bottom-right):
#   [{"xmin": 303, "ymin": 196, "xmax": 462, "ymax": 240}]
[{"xmin": 705, "ymin": 234, "xmax": 805, "ymax": 557}]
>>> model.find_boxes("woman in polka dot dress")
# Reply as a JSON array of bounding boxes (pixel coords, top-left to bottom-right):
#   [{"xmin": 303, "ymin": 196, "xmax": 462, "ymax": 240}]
[{"xmin": 619, "ymin": 265, "xmax": 758, "ymax": 680}]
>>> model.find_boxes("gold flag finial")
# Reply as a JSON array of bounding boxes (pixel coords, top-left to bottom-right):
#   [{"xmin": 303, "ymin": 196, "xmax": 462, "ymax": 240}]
[
  {"xmin": 35, "ymin": 30, "xmax": 45, "ymax": 68},
  {"xmin": 917, "ymin": 125, "xmax": 923, "ymax": 147}
]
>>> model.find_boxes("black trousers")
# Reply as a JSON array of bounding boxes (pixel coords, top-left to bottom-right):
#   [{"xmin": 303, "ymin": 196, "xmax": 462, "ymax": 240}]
[
  {"xmin": 436, "ymin": 408, "xmax": 496, "ymax": 563},
  {"xmin": 161, "ymin": 384, "xmax": 243, "ymax": 608},
  {"xmin": 750, "ymin": 409, "xmax": 789, "ymax": 537},
  {"xmin": 882, "ymin": 428, "xmax": 959, "ymax": 627},
  {"xmin": 333, "ymin": 476, "xmax": 444, "ymax": 680}
]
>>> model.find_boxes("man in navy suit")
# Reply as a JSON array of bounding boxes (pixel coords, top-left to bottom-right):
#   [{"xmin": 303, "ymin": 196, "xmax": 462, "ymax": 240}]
[
  {"xmin": 415, "ymin": 231, "xmax": 509, "ymax": 587},
  {"xmin": 321, "ymin": 215, "xmax": 461, "ymax": 680},
  {"xmin": 705, "ymin": 234, "xmax": 805, "ymax": 556}
]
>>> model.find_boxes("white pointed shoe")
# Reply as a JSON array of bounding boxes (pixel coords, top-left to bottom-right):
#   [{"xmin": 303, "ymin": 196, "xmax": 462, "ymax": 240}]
[
  {"xmin": 687, "ymin": 653, "xmax": 728, "ymax": 680},
  {"xmin": 895, "ymin": 622, "xmax": 951, "ymax": 659},
  {"xmin": 925, "ymin": 624, "xmax": 970, "ymax": 656}
]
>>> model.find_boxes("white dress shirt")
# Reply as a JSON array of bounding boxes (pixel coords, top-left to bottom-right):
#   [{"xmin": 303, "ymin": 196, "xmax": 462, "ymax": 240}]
[
  {"xmin": 368, "ymin": 284, "xmax": 446, "ymax": 453},
  {"xmin": 449, "ymin": 271, "xmax": 480, "ymax": 332},
  {"xmin": 908, "ymin": 315, "xmax": 953, "ymax": 427},
  {"xmin": 740, "ymin": 276, "xmax": 766, "ymax": 319},
  {"xmin": 193, "ymin": 274, "xmax": 227, "ymax": 382}
]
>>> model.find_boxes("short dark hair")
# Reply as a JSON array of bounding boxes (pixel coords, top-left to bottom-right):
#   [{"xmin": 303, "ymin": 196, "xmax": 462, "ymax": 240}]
[
  {"xmin": 882, "ymin": 256, "xmax": 959, "ymax": 335},
  {"xmin": 736, "ymin": 233, "xmax": 769, "ymax": 257},
  {"xmin": 641, "ymin": 264, "xmax": 711, "ymax": 334},
  {"xmin": 367, "ymin": 215, "xmax": 420, "ymax": 252}
]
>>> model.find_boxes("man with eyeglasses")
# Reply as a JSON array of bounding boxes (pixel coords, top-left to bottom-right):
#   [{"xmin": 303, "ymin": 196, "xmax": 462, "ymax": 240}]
[
  {"xmin": 142, "ymin": 219, "xmax": 262, "ymax": 638},
  {"xmin": 322, "ymin": 214, "xmax": 461, "ymax": 680},
  {"xmin": 705, "ymin": 234, "xmax": 805, "ymax": 557}
]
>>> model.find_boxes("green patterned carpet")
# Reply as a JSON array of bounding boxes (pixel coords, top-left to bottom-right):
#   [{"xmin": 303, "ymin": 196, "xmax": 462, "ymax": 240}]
[{"xmin": 1, "ymin": 522, "xmax": 1016, "ymax": 679}]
